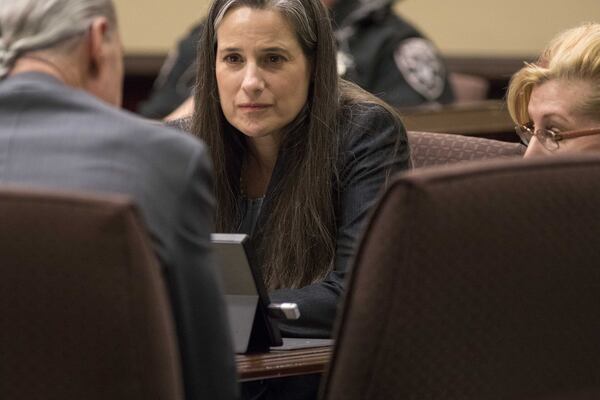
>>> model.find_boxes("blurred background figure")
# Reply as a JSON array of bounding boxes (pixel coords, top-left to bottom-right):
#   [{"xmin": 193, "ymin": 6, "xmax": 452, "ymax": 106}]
[
  {"xmin": 507, "ymin": 22, "xmax": 600, "ymax": 157},
  {"xmin": 138, "ymin": 0, "xmax": 453, "ymax": 119},
  {"xmin": 138, "ymin": 22, "xmax": 202, "ymax": 118},
  {"xmin": 326, "ymin": 0, "xmax": 453, "ymax": 107}
]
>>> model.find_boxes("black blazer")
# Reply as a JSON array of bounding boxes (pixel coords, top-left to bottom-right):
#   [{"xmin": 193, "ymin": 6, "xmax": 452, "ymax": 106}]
[
  {"xmin": 250, "ymin": 102, "xmax": 411, "ymax": 338},
  {"xmin": 168, "ymin": 102, "xmax": 410, "ymax": 338}
]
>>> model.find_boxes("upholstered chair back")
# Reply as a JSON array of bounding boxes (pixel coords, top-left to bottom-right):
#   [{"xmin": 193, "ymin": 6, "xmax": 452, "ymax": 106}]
[
  {"xmin": 408, "ymin": 130, "xmax": 525, "ymax": 167},
  {"xmin": 323, "ymin": 155, "xmax": 600, "ymax": 400},
  {"xmin": 0, "ymin": 187, "xmax": 183, "ymax": 400}
]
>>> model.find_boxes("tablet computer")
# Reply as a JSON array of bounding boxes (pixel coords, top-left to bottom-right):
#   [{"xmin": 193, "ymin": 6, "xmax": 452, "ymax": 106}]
[{"xmin": 212, "ymin": 233, "xmax": 299, "ymax": 353}]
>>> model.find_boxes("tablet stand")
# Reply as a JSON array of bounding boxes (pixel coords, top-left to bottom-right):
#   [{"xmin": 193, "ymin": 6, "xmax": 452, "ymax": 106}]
[{"xmin": 212, "ymin": 234, "xmax": 285, "ymax": 353}]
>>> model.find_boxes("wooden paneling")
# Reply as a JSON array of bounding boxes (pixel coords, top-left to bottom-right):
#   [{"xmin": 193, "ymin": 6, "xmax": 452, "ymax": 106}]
[{"xmin": 399, "ymin": 100, "xmax": 517, "ymax": 140}]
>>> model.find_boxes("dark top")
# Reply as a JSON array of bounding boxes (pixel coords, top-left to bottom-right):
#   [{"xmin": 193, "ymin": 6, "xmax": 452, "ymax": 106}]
[
  {"xmin": 167, "ymin": 101, "xmax": 409, "ymax": 400},
  {"xmin": 248, "ymin": 102, "xmax": 410, "ymax": 338},
  {"xmin": 239, "ymin": 197, "xmax": 265, "ymax": 235},
  {"xmin": 139, "ymin": 1, "xmax": 453, "ymax": 117},
  {"xmin": 168, "ymin": 102, "xmax": 409, "ymax": 339},
  {"xmin": 0, "ymin": 72, "xmax": 238, "ymax": 400}
]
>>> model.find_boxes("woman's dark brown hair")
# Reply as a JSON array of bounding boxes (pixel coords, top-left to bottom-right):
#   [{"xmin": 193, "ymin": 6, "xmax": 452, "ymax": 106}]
[{"xmin": 192, "ymin": 0, "xmax": 400, "ymax": 289}]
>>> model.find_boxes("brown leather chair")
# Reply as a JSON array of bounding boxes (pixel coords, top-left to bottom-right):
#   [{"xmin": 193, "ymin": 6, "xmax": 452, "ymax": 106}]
[
  {"xmin": 408, "ymin": 130, "xmax": 525, "ymax": 168},
  {"xmin": 0, "ymin": 187, "xmax": 184, "ymax": 400},
  {"xmin": 322, "ymin": 155, "xmax": 600, "ymax": 400}
]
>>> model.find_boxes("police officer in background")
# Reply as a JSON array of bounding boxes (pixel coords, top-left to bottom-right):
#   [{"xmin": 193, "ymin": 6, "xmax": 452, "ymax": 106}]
[
  {"xmin": 329, "ymin": 0, "xmax": 454, "ymax": 107},
  {"xmin": 138, "ymin": 0, "xmax": 454, "ymax": 118}
]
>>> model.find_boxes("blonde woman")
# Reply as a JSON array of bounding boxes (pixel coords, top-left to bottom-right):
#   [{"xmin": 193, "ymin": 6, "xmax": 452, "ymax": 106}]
[{"xmin": 507, "ymin": 23, "xmax": 600, "ymax": 157}]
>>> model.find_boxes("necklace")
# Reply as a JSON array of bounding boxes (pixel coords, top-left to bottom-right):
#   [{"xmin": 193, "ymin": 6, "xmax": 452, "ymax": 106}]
[
  {"xmin": 240, "ymin": 154, "xmax": 252, "ymax": 199},
  {"xmin": 239, "ymin": 162, "xmax": 247, "ymax": 199}
]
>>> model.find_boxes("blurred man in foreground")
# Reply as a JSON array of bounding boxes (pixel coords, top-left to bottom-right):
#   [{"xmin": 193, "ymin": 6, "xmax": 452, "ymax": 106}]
[{"xmin": 0, "ymin": 1, "xmax": 237, "ymax": 399}]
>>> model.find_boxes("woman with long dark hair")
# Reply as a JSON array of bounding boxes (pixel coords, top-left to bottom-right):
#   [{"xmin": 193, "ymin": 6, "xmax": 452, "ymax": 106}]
[{"xmin": 192, "ymin": 0, "xmax": 410, "ymax": 338}]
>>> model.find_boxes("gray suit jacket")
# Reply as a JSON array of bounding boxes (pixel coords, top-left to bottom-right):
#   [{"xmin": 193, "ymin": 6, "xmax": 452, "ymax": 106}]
[{"xmin": 0, "ymin": 72, "xmax": 237, "ymax": 400}]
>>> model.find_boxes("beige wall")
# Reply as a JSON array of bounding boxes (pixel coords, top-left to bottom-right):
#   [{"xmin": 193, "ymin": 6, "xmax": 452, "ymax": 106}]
[
  {"xmin": 396, "ymin": 0, "xmax": 600, "ymax": 56},
  {"xmin": 114, "ymin": 0, "xmax": 600, "ymax": 56},
  {"xmin": 113, "ymin": 0, "xmax": 211, "ymax": 54}
]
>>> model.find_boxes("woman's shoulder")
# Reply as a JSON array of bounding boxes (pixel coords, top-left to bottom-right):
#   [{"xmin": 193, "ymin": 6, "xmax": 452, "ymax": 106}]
[
  {"xmin": 337, "ymin": 100, "xmax": 406, "ymax": 144},
  {"xmin": 334, "ymin": 100, "xmax": 411, "ymax": 186},
  {"xmin": 340, "ymin": 100, "xmax": 396, "ymax": 122},
  {"xmin": 335, "ymin": 100, "xmax": 408, "ymax": 170}
]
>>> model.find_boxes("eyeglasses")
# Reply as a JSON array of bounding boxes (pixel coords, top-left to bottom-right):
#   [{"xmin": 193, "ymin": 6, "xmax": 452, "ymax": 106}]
[{"xmin": 515, "ymin": 124, "xmax": 600, "ymax": 151}]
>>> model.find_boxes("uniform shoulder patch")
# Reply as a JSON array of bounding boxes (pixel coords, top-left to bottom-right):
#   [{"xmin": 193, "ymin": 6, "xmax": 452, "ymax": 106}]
[{"xmin": 394, "ymin": 37, "xmax": 446, "ymax": 101}]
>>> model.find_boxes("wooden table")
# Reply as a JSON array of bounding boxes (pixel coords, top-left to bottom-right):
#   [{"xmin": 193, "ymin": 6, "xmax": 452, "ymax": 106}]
[
  {"xmin": 236, "ymin": 346, "xmax": 333, "ymax": 382},
  {"xmin": 399, "ymin": 100, "xmax": 515, "ymax": 139}
]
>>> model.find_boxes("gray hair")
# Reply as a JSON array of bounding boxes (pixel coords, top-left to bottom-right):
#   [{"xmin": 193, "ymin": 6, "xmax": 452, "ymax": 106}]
[
  {"xmin": 213, "ymin": 0, "xmax": 317, "ymax": 56},
  {"xmin": 0, "ymin": 0, "xmax": 117, "ymax": 79}
]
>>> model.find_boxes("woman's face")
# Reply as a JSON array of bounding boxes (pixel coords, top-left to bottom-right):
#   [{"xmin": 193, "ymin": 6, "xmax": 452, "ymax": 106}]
[
  {"xmin": 215, "ymin": 6, "xmax": 311, "ymax": 145},
  {"xmin": 524, "ymin": 79, "xmax": 600, "ymax": 157}
]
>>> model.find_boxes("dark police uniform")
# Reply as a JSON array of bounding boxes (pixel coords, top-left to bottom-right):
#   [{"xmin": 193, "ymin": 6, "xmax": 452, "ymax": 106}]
[
  {"xmin": 332, "ymin": 0, "xmax": 454, "ymax": 107},
  {"xmin": 139, "ymin": 0, "xmax": 453, "ymax": 116},
  {"xmin": 138, "ymin": 23, "xmax": 204, "ymax": 118}
]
